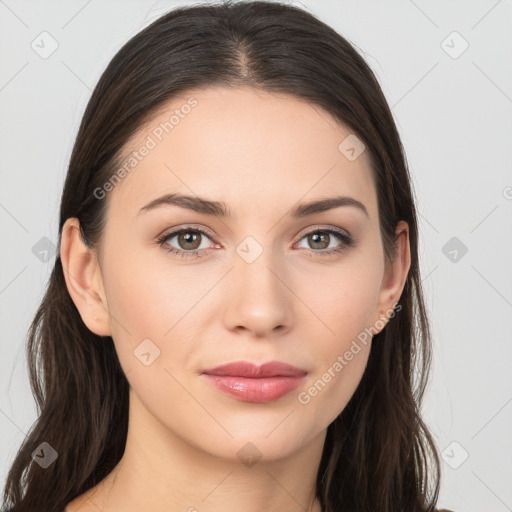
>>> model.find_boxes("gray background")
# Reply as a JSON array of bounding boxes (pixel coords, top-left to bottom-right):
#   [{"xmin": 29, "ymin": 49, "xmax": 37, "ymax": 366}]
[{"xmin": 1, "ymin": 1, "xmax": 511, "ymax": 510}]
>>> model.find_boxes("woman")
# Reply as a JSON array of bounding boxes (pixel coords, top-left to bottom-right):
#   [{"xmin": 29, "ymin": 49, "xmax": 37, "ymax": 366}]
[{"xmin": 2, "ymin": 1, "xmax": 454, "ymax": 511}]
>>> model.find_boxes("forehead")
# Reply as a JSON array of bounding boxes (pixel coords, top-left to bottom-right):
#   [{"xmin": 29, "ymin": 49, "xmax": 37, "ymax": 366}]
[{"xmin": 107, "ymin": 86, "xmax": 376, "ymax": 219}]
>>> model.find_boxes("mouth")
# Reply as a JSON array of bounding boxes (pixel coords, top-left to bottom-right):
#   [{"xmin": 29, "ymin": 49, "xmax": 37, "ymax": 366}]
[{"xmin": 200, "ymin": 361, "xmax": 308, "ymax": 403}]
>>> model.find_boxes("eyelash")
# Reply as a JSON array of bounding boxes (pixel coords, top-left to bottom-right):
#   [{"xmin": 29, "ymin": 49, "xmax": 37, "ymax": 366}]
[{"xmin": 156, "ymin": 226, "xmax": 354, "ymax": 259}]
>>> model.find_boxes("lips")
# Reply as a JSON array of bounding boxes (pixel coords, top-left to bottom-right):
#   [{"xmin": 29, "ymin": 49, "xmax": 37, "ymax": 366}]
[
  {"xmin": 201, "ymin": 361, "xmax": 307, "ymax": 403},
  {"xmin": 202, "ymin": 361, "xmax": 307, "ymax": 378}
]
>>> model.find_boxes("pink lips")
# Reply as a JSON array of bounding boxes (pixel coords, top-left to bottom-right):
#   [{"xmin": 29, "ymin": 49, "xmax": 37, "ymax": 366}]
[{"xmin": 201, "ymin": 361, "xmax": 307, "ymax": 403}]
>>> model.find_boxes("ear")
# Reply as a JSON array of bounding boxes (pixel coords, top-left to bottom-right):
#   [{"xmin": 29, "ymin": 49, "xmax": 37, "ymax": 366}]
[
  {"xmin": 371, "ymin": 220, "xmax": 411, "ymax": 333},
  {"xmin": 60, "ymin": 217, "xmax": 111, "ymax": 337}
]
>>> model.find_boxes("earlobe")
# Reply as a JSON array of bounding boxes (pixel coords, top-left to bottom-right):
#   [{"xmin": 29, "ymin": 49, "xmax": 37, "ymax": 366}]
[
  {"xmin": 60, "ymin": 217, "xmax": 111, "ymax": 337},
  {"xmin": 372, "ymin": 220, "xmax": 411, "ymax": 332}
]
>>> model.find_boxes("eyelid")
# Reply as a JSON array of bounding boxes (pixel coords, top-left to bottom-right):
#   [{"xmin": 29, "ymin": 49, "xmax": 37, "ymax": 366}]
[
  {"xmin": 295, "ymin": 224, "xmax": 351, "ymax": 240},
  {"xmin": 156, "ymin": 223, "xmax": 354, "ymax": 257},
  {"xmin": 157, "ymin": 224, "xmax": 217, "ymax": 242},
  {"xmin": 158, "ymin": 224, "xmax": 351, "ymax": 245}
]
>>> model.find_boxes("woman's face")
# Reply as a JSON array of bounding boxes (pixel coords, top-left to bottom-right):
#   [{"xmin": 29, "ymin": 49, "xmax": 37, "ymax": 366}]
[{"xmin": 69, "ymin": 86, "xmax": 409, "ymax": 462}]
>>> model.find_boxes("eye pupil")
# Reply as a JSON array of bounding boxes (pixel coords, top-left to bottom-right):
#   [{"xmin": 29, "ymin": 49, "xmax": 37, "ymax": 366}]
[
  {"xmin": 179, "ymin": 231, "xmax": 200, "ymax": 250},
  {"xmin": 309, "ymin": 232, "xmax": 329, "ymax": 249}
]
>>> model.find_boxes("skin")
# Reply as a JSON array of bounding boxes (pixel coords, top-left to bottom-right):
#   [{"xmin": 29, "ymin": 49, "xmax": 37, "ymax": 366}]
[{"xmin": 61, "ymin": 86, "xmax": 410, "ymax": 512}]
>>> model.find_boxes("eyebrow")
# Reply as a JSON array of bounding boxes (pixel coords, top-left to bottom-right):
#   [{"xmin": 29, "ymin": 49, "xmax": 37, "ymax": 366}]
[{"xmin": 137, "ymin": 193, "xmax": 369, "ymax": 219}]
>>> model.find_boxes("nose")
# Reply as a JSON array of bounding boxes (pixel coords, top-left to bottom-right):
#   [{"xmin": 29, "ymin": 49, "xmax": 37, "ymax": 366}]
[{"xmin": 222, "ymin": 247, "xmax": 293, "ymax": 338}]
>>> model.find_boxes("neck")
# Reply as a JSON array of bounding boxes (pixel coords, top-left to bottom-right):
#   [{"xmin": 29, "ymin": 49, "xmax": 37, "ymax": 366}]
[{"xmin": 76, "ymin": 388, "xmax": 326, "ymax": 512}]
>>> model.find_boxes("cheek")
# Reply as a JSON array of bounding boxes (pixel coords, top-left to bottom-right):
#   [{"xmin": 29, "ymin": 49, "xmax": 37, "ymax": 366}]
[
  {"xmin": 296, "ymin": 251, "xmax": 382, "ymax": 421},
  {"xmin": 101, "ymin": 244, "xmax": 217, "ymax": 379},
  {"xmin": 298, "ymin": 277, "xmax": 375, "ymax": 426},
  {"xmin": 101, "ymin": 254, "xmax": 198, "ymax": 410},
  {"xmin": 309, "ymin": 251, "xmax": 384, "ymax": 345},
  {"xmin": 103, "ymin": 243, "xmax": 198, "ymax": 335},
  {"xmin": 100, "ymin": 245, "xmax": 179, "ymax": 367}
]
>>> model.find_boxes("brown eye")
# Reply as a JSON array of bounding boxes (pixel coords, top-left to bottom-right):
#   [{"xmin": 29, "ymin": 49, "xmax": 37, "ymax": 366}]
[
  {"xmin": 307, "ymin": 232, "xmax": 330, "ymax": 250},
  {"xmin": 157, "ymin": 227, "xmax": 214, "ymax": 258},
  {"xmin": 296, "ymin": 228, "xmax": 354, "ymax": 256},
  {"xmin": 175, "ymin": 230, "xmax": 202, "ymax": 250}
]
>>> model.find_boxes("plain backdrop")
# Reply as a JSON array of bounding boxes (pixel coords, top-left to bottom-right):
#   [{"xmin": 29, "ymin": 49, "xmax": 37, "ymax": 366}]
[{"xmin": 1, "ymin": 1, "xmax": 511, "ymax": 511}]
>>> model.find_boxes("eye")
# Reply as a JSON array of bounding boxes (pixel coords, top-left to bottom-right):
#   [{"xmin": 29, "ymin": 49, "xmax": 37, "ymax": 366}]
[
  {"xmin": 295, "ymin": 227, "xmax": 354, "ymax": 256},
  {"xmin": 156, "ymin": 227, "xmax": 215, "ymax": 259},
  {"xmin": 156, "ymin": 225, "xmax": 354, "ymax": 259}
]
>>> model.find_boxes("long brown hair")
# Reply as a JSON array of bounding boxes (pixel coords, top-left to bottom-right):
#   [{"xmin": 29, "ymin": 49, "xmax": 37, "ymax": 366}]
[{"xmin": 2, "ymin": 1, "xmax": 441, "ymax": 511}]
